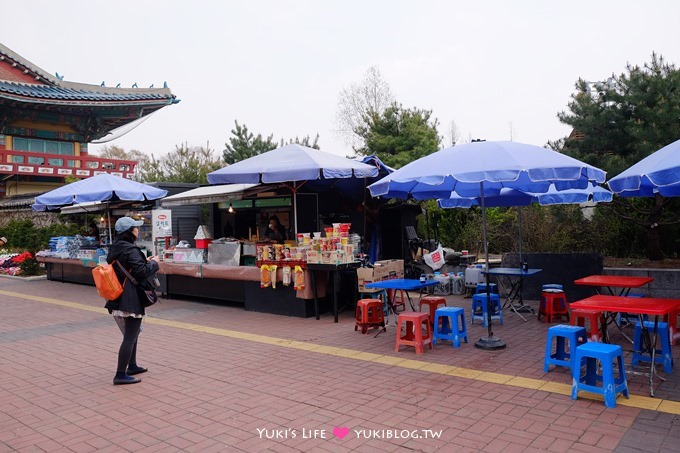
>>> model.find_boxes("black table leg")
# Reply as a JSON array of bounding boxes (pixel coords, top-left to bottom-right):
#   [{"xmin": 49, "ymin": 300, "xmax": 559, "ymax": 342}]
[
  {"xmin": 333, "ymin": 270, "xmax": 340, "ymax": 323},
  {"xmin": 310, "ymin": 270, "xmax": 319, "ymax": 320}
]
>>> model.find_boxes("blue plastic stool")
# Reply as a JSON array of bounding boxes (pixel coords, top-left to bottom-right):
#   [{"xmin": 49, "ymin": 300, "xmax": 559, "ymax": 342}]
[
  {"xmin": 432, "ymin": 307, "xmax": 468, "ymax": 348},
  {"xmin": 544, "ymin": 324, "xmax": 588, "ymax": 372},
  {"xmin": 475, "ymin": 283, "xmax": 498, "ymax": 294},
  {"xmin": 572, "ymin": 342, "xmax": 629, "ymax": 408},
  {"xmin": 632, "ymin": 320, "xmax": 673, "ymax": 373},
  {"xmin": 471, "ymin": 293, "xmax": 503, "ymax": 327},
  {"xmin": 616, "ymin": 293, "xmax": 646, "ymax": 326}
]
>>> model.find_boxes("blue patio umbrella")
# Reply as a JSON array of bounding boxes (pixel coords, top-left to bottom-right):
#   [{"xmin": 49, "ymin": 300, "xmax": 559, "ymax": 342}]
[
  {"xmin": 439, "ymin": 183, "xmax": 612, "ymax": 289},
  {"xmin": 33, "ymin": 173, "xmax": 168, "ymax": 243},
  {"xmin": 207, "ymin": 144, "xmax": 379, "ymax": 233},
  {"xmin": 608, "ymin": 137, "xmax": 680, "ymax": 197},
  {"xmin": 33, "ymin": 173, "xmax": 167, "ymax": 208},
  {"xmin": 369, "ymin": 141, "xmax": 607, "ymax": 350}
]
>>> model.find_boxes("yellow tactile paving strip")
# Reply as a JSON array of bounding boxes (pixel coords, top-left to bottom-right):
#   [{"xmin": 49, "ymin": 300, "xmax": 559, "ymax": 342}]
[{"xmin": 4, "ymin": 288, "xmax": 680, "ymax": 415}]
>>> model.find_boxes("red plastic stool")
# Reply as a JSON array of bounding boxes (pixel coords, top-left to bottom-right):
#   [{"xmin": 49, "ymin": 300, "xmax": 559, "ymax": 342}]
[
  {"xmin": 419, "ymin": 296, "xmax": 447, "ymax": 325},
  {"xmin": 665, "ymin": 309, "xmax": 680, "ymax": 345},
  {"xmin": 537, "ymin": 291, "xmax": 569, "ymax": 323},
  {"xmin": 355, "ymin": 299, "xmax": 386, "ymax": 334},
  {"xmin": 570, "ymin": 308, "xmax": 603, "ymax": 342},
  {"xmin": 395, "ymin": 312, "xmax": 432, "ymax": 354},
  {"xmin": 388, "ymin": 289, "xmax": 406, "ymax": 312}
]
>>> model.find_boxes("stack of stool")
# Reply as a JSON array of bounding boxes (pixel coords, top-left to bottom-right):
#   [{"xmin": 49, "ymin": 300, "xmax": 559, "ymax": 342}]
[
  {"xmin": 632, "ymin": 320, "xmax": 674, "ymax": 373},
  {"xmin": 471, "ymin": 292, "xmax": 503, "ymax": 327},
  {"xmin": 544, "ymin": 324, "xmax": 587, "ymax": 372},
  {"xmin": 395, "ymin": 312, "xmax": 432, "ymax": 354},
  {"xmin": 359, "ymin": 289, "xmax": 390, "ymax": 323},
  {"xmin": 571, "ymin": 342, "xmax": 629, "ymax": 408},
  {"xmin": 668, "ymin": 310, "xmax": 680, "ymax": 345},
  {"xmin": 570, "ymin": 308, "xmax": 603, "ymax": 342},
  {"xmin": 432, "ymin": 307, "xmax": 468, "ymax": 348},
  {"xmin": 475, "ymin": 283, "xmax": 498, "ymax": 294},
  {"xmin": 354, "ymin": 299, "xmax": 386, "ymax": 334},
  {"xmin": 537, "ymin": 285, "xmax": 569, "ymax": 323},
  {"xmin": 419, "ymin": 296, "xmax": 447, "ymax": 326}
]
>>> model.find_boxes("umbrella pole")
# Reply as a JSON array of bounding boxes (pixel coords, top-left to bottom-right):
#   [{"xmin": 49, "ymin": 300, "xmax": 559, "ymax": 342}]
[
  {"xmin": 293, "ymin": 183, "xmax": 298, "ymax": 236},
  {"xmin": 475, "ymin": 182, "xmax": 506, "ymax": 350},
  {"xmin": 107, "ymin": 206, "xmax": 112, "ymax": 246},
  {"xmin": 518, "ymin": 207, "xmax": 523, "ymax": 264}
]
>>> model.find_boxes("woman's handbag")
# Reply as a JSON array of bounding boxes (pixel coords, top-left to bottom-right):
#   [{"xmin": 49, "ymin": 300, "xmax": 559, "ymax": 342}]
[{"xmin": 115, "ymin": 262, "xmax": 158, "ymax": 307}]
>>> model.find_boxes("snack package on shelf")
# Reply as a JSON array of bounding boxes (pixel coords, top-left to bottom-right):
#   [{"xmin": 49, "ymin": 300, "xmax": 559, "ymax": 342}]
[
  {"xmin": 294, "ymin": 265, "xmax": 305, "ymax": 290},
  {"xmin": 270, "ymin": 264, "xmax": 278, "ymax": 289},
  {"xmin": 260, "ymin": 264, "xmax": 271, "ymax": 288},
  {"xmin": 282, "ymin": 266, "xmax": 291, "ymax": 286}
]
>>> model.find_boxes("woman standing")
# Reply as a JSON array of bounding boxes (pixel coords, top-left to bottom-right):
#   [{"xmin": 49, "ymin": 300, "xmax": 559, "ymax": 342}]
[{"xmin": 105, "ymin": 217, "xmax": 160, "ymax": 385}]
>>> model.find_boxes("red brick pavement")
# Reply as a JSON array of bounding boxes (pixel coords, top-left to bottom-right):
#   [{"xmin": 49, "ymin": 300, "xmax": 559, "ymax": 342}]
[{"xmin": 1, "ymin": 277, "xmax": 679, "ymax": 452}]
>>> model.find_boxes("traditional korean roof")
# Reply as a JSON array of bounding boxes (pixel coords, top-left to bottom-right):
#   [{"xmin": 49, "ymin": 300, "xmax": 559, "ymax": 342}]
[{"xmin": 0, "ymin": 43, "xmax": 179, "ymax": 142}]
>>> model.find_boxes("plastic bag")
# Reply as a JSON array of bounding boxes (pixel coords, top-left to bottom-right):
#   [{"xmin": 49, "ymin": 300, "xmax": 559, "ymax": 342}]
[{"xmin": 423, "ymin": 246, "xmax": 446, "ymax": 271}]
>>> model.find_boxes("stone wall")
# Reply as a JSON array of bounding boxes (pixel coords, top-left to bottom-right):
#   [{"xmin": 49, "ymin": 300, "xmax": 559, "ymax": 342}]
[{"xmin": 603, "ymin": 267, "xmax": 680, "ymax": 299}]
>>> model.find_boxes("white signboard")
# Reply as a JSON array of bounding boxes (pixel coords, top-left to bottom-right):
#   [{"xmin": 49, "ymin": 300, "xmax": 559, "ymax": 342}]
[{"xmin": 152, "ymin": 209, "xmax": 172, "ymax": 238}]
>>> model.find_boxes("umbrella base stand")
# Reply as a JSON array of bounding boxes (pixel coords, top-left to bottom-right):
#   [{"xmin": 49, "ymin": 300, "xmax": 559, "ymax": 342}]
[{"xmin": 475, "ymin": 336, "xmax": 507, "ymax": 350}]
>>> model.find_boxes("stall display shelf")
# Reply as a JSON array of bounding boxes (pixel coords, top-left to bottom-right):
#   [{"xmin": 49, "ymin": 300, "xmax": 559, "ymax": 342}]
[{"xmin": 257, "ymin": 260, "xmax": 306, "ymax": 268}]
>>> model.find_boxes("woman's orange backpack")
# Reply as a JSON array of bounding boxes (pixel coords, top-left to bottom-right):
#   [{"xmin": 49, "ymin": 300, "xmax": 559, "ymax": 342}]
[{"xmin": 92, "ymin": 261, "xmax": 124, "ymax": 300}]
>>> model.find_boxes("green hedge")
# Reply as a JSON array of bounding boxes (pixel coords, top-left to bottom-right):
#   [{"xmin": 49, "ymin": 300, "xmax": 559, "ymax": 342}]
[{"xmin": 0, "ymin": 219, "xmax": 81, "ymax": 253}]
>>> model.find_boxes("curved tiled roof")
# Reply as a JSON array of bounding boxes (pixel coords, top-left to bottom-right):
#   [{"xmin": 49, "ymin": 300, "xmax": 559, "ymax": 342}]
[
  {"xmin": 0, "ymin": 42, "xmax": 177, "ymax": 106},
  {"xmin": 0, "ymin": 79, "xmax": 177, "ymax": 105}
]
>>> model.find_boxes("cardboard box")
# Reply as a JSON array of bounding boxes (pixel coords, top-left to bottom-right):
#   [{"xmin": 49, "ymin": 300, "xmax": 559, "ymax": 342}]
[
  {"xmin": 373, "ymin": 259, "xmax": 404, "ymax": 280},
  {"xmin": 356, "ymin": 259, "xmax": 404, "ymax": 291}
]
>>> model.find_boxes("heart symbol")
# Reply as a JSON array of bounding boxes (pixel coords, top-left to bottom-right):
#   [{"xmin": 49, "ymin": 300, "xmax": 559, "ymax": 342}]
[{"xmin": 333, "ymin": 426, "xmax": 350, "ymax": 439}]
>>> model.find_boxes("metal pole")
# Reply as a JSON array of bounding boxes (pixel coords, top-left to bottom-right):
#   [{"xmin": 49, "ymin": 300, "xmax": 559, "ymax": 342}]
[{"xmin": 475, "ymin": 181, "xmax": 507, "ymax": 350}]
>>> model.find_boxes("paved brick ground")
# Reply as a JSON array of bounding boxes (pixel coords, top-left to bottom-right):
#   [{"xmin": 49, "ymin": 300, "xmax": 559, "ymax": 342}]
[{"xmin": 1, "ymin": 277, "xmax": 680, "ymax": 452}]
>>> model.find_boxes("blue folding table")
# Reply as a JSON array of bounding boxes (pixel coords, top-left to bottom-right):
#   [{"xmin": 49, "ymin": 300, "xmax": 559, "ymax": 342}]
[
  {"xmin": 365, "ymin": 278, "xmax": 440, "ymax": 324},
  {"xmin": 483, "ymin": 268, "xmax": 542, "ymax": 321}
]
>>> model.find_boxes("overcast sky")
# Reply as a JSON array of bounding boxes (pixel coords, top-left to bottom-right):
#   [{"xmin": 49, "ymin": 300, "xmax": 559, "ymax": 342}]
[{"xmin": 3, "ymin": 0, "xmax": 679, "ymax": 160}]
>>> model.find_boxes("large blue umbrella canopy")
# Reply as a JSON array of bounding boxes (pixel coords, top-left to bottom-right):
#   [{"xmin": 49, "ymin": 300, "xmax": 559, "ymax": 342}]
[
  {"xmin": 33, "ymin": 173, "xmax": 167, "ymax": 210},
  {"xmin": 438, "ymin": 183, "xmax": 612, "ymax": 208},
  {"xmin": 607, "ymin": 137, "xmax": 680, "ymax": 197},
  {"xmin": 368, "ymin": 140, "xmax": 607, "ymax": 350},
  {"xmin": 207, "ymin": 144, "xmax": 380, "ymax": 233},
  {"xmin": 438, "ymin": 183, "xmax": 612, "ymax": 285},
  {"xmin": 369, "ymin": 141, "xmax": 606, "ymax": 200},
  {"xmin": 208, "ymin": 144, "xmax": 378, "ymax": 184}
]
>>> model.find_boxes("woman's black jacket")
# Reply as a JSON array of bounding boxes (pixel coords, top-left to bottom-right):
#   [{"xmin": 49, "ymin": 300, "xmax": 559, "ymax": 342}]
[{"xmin": 104, "ymin": 239, "xmax": 159, "ymax": 315}]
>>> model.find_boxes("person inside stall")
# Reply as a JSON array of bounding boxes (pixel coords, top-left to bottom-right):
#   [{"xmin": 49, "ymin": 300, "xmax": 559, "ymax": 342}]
[
  {"xmin": 86, "ymin": 221, "xmax": 100, "ymax": 241},
  {"xmin": 264, "ymin": 215, "xmax": 287, "ymax": 243}
]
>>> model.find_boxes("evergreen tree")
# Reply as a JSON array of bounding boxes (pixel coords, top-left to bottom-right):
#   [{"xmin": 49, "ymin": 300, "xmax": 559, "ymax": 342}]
[
  {"xmin": 355, "ymin": 102, "xmax": 441, "ymax": 168},
  {"xmin": 223, "ymin": 121, "xmax": 278, "ymax": 164},
  {"xmin": 554, "ymin": 53, "xmax": 680, "ymax": 260}
]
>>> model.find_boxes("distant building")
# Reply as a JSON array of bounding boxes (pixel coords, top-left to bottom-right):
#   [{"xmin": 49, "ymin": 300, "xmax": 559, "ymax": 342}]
[{"xmin": 0, "ymin": 42, "xmax": 178, "ymax": 202}]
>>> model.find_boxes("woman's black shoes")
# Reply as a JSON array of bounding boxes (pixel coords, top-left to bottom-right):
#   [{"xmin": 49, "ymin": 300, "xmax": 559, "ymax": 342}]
[
  {"xmin": 113, "ymin": 373, "xmax": 141, "ymax": 385},
  {"xmin": 127, "ymin": 365, "xmax": 148, "ymax": 375}
]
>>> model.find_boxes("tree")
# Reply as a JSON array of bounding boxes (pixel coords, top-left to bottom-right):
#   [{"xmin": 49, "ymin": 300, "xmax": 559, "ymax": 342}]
[
  {"xmin": 279, "ymin": 133, "xmax": 320, "ymax": 149},
  {"xmin": 94, "ymin": 145, "xmax": 151, "ymax": 182},
  {"xmin": 336, "ymin": 66, "xmax": 395, "ymax": 151},
  {"xmin": 223, "ymin": 121, "xmax": 278, "ymax": 164},
  {"xmin": 555, "ymin": 53, "xmax": 680, "ymax": 260},
  {"xmin": 138, "ymin": 142, "xmax": 222, "ymax": 184},
  {"xmin": 354, "ymin": 102, "xmax": 441, "ymax": 168}
]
